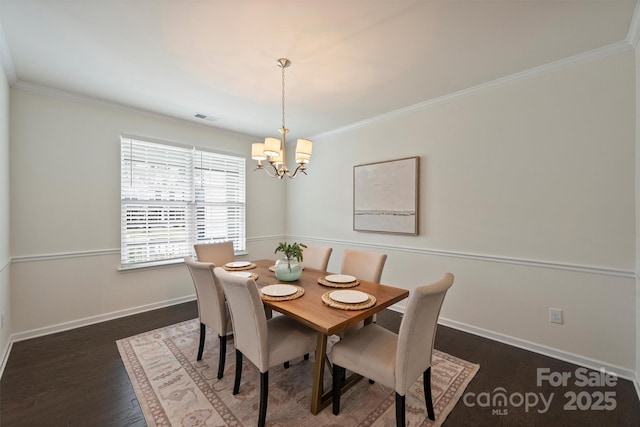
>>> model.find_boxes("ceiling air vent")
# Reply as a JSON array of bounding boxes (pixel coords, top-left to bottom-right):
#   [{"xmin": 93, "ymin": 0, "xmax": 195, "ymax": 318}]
[{"xmin": 194, "ymin": 113, "xmax": 217, "ymax": 122}]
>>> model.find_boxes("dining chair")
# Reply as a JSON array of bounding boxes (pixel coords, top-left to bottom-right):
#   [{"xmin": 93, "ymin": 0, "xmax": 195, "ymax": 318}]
[
  {"xmin": 194, "ymin": 241, "xmax": 235, "ymax": 265},
  {"xmin": 330, "ymin": 272, "xmax": 454, "ymax": 427},
  {"xmin": 341, "ymin": 249, "xmax": 387, "ymax": 283},
  {"xmin": 213, "ymin": 267, "xmax": 317, "ymax": 427},
  {"xmin": 184, "ymin": 256, "xmax": 233, "ymax": 379},
  {"xmin": 302, "ymin": 244, "xmax": 333, "ymax": 271},
  {"xmin": 340, "ymin": 249, "xmax": 387, "ymax": 334}
]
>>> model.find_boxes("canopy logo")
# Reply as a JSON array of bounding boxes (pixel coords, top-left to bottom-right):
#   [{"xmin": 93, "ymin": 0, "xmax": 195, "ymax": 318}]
[
  {"xmin": 463, "ymin": 387, "xmax": 553, "ymax": 415},
  {"xmin": 462, "ymin": 367, "xmax": 618, "ymax": 416}
]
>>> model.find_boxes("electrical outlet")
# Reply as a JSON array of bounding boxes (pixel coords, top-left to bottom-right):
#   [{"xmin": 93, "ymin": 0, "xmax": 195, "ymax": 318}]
[{"xmin": 549, "ymin": 308, "xmax": 563, "ymax": 324}]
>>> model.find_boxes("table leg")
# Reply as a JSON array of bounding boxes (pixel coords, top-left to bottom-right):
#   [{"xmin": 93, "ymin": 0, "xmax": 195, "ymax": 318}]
[
  {"xmin": 310, "ymin": 330, "xmax": 365, "ymax": 415},
  {"xmin": 310, "ymin": 332, "xmax": 328, "ymax": 414}
]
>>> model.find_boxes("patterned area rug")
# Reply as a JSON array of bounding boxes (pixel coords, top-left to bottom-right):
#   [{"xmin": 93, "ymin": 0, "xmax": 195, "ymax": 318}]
[{"xmin": 117, "ymin": 319, "xmax": 479, "ymax": 427}]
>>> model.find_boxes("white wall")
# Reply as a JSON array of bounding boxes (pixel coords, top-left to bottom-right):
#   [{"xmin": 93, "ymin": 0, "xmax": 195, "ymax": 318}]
[
  {"xmin": 0, "ymin": 53, "xmax": 10, "ymax": 368},
  {"xmin": 4, "ymin": 43, "xmax": 638, "ymax": 381},
  {"xmin": 636, "ymin": 39, "xmax": 640, "ymax": 391},
  {"xmin": 9, "ymin": 87, "xmax": 287, "ymax": 336},
  {"xmin": 289, "ymin": 50, "xmax": 637, "ymax": 373}
]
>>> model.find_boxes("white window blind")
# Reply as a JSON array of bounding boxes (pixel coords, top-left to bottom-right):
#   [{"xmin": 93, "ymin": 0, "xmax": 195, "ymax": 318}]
[{"xmin": 121, "ymin": 137, "xmax": 245, "ymax": 267}]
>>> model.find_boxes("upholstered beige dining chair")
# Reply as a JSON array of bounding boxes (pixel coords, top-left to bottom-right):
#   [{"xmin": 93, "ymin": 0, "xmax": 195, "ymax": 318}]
[
  {"xmin": 340, "ymin": 249, "xmax": 387, "ymax": 334},
  {"xmin": 194, "ymin": 241, "xmax": 235, "ymax": 265},
  {"xmin": 184, "ymin": 256, "xmax": 233, "ymax": 379},
  {"xmin": 302, "ymin": 244, "xmax": 333, "ymax": 271},
  {"xmin": 330, "ymin": 273, "xmax": 454, "ymax": 427},
  {"xmin": 341, "ymin": 249, "xmax": 387, "ymax": 283},
  {"xmin": 213, "ymin": 267, "xmax": 317, "ymax": 427}
]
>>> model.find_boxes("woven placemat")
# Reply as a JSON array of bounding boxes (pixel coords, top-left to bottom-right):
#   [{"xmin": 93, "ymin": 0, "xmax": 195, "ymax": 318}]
[
  {"xmin": 223, "ymin": 263, "xmax": 257, "ymax": 271},
  {"xmin": 317, "ymin": 276, "xmax": 360, "ymax": 288},
  {"xmin": 321, "ymin": 291, "xmax": 376, "ymax": 310},
  {"xmin": 260, "ymin": 285, "xmax": 305, "ymax": 302}
]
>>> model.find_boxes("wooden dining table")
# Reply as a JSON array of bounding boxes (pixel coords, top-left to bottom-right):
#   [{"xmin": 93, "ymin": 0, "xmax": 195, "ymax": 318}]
[{"xmin": 249, "ymin": 259, "xmax": 409, "ymax": 415}]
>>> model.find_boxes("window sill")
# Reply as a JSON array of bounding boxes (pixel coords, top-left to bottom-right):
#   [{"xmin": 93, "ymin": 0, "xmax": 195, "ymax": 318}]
[
  {"xmin": 118, "ymin": 258, "xmax": 185, "ymax": 272},
  {"xmin": 118, "ymin": 251, "xmax": 250, "ymax": 272}
]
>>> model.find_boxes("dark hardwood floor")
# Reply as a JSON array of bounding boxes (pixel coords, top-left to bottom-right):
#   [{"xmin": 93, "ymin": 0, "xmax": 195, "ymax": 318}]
[{"xmin": 1, "ymin": 302, "xmax": 638, "ymax": 426}]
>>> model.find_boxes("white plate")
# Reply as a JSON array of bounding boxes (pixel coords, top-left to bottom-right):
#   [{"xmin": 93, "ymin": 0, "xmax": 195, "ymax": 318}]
[
  {"xmin": 230, "ymin": 271, "xmax": 253, "ymax": 278},
  {"xmin": 330, "ymin": 290, "xmax": 369, "ymax": 304},
  {"xmin": 325, "ymin": 274, "xmax": 357, "ymax": 284},
  {"xmin": 261, "ymin": 284, "xmax": 298, "ymax": 297},
  {"xmin": 226, "ymin": 261, "xmax": 251, "ymax": 268}
]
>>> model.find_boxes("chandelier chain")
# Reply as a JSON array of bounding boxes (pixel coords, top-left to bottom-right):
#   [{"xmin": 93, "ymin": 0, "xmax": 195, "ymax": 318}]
[{"xmin": 281, "ymin": 63, "xmax": 286, "ymax": 130}]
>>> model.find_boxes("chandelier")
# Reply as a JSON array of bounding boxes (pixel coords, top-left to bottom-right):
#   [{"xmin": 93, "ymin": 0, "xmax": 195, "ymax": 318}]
[{"xmin": 251, "ymin": 58, "xmax": 313, "ymax": 179}]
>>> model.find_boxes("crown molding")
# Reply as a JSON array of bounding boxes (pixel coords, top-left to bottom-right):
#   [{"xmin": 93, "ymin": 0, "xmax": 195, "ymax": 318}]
[
  {"xmin": 627, "ymin": 0, "xmax": 640, "ymax": 48},
  {"xmin": 12, "ymin": 80, "xmax": 257, "ymax": 139},
  {"xmin": 0, "ymin": 18, "xmax": 16, "ymax": 84},
  {"xmin": 313, "ymin": 40, "xmax": 634, "ymax": 140},
  {"xmin": 13, "ymin": 80, "xmax": 187, "ymax": 123}
]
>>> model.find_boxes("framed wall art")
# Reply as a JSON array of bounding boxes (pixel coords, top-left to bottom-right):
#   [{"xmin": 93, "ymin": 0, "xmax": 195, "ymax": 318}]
[{"xmin": 353, "ymin": 156, "xmax": 419, "ymax": 235}]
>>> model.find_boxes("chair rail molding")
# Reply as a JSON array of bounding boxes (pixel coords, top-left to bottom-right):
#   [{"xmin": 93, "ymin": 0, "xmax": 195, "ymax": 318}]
[
  {"xmin": 9, "ymin": 235, "xmax": 287, "ymax": 265},
  {"xmin": 289, "ymin": 235, "xmax": 635, "ymax": 279},
  {"xmin": 11, "ymin": 249, "xmax": 120, "ymax": 263}
]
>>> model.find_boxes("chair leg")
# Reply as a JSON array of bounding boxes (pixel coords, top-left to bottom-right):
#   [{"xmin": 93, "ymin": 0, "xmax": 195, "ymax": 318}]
[
  {"xmin": 258, "ymin": 371, "xmax": 268, "ymax": 427},
  {"xmin": 233, "ymin": 349, "xmax": 242, "ymax": 395},
  {"xmin": 395, "ymin": 393, "xmax": 406, "ymax": 427},
  {"xmin": 332, "ymin": 364, "xmax": 344, "ymax": 415},
  {"xmin": 424, "ymin": 367, "xmax": 435, "ymax": 420},
  {"xmin": 197, "ymin": 322, "xmax": 206, "ymax": 361},
  {"xmin": 284, "ymin": 361, "xmax": 290, "ymax": 369},
  {"xmin": 217, "ymin": 335, "xmax": 227, "ymax": 379},
  {"xmin": 325, "ymin": 354, "xmax": 333, "ymax": 372},
  {"xmin": 304, "ymin": 353, "xmax": 309, "ymax": 360}
]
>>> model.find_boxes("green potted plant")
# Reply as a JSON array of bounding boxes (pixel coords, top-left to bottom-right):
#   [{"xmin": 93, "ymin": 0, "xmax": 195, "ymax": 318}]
[{"xmin": 274, "ymin": 242, "xmax": 306, "ymax": 281}]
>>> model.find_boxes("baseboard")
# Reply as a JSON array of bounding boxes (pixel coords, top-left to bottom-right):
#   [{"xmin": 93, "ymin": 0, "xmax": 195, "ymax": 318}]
[
  {"xmin": 10, "ymin": 294, "xmax": 196, "ymax": 343},
  {"xmin": 384, "ymin": 304, "xmax": 638, "ymax": 383},
  {"xmin": 0, "ymin": 337, "xmax": 13, "ymax": 381},
  {"xmin": 0, "ymin": 294, "xmax": 198, "ymax": 380},
  {"xmin": 3, "ymin": 294, "xmax": 638, "ymax": 396},
  {"xmin": 437, "ymin": 317, "xmax": 636, "ymax": 382}
]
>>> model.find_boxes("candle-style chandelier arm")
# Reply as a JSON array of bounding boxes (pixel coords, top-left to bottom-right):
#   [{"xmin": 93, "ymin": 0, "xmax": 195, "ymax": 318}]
[
  {"xmin": 251, "ymin": 58, "xmax": 313, "ymax": 180},
  {"xmin": 253, "ymin": 161, "xmax": 281, "ymax": 178},
  {"xmin": 287, "ymin": 164, "xmax": 308, "ymax": 178},
  {"xmin": 253, "ymin": 158, "xmax": 308, "ymax": 179}
]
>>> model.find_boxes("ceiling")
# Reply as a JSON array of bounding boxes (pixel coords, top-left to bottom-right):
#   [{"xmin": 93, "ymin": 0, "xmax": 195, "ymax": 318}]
[{"xmin": 0, "ymin": 1, "xmax": 638, "ymax": 141}]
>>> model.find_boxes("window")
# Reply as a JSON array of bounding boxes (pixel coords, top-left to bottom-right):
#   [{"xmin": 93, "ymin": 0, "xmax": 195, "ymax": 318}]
[{"xmin": 120, "ymin": 137, "xmax": 245, "ymax": 267}]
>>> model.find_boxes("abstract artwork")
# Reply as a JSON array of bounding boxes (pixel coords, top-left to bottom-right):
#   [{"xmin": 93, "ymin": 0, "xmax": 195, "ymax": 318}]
[{"xmin": 353, "ymin": 156, "xmax": 419, "ymax": 234}]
